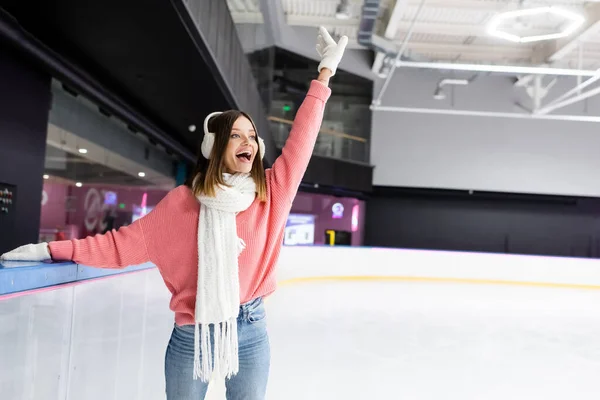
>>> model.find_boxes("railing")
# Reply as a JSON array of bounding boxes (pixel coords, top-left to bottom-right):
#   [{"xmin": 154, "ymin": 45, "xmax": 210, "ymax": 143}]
[{"xmin": 268, "ymin": 116, "xmax": 370, "ymax": 164}]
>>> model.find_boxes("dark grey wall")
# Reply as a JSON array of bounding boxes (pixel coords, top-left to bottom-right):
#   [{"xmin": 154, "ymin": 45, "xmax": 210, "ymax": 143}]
[
  {"xmin": 0, "ymin": 42, "xmax": 52, "ymax": 254},
  {"xmin": 365, "ymin": 187, "xmax": 600, "ymax": 258}
]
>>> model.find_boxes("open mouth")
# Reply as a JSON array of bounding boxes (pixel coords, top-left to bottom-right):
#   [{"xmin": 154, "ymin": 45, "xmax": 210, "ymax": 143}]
[{"xmin": 236, "ymin": 151, "xmax": 252, "ymax": 162}]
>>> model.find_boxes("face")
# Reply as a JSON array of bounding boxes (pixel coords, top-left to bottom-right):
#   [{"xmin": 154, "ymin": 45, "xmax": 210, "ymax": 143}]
[{"xmin": 223, "ymin": 116, "xmax": 259, "ymax": 174}]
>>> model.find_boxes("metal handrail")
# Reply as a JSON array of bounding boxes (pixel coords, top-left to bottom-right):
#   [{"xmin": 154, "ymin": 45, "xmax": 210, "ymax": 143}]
[{"xmin": 268, "ymin": 116, "xmax": 368, "ymax": 143}]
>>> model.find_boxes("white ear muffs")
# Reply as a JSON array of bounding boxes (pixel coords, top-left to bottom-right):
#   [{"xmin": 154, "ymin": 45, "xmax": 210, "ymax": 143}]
[
  {"xmin": 201, "ymin": 112, "xmax": 221, "ymax": 159},
  {"xmin": 258, "ymin": 137, "xmax": 265, "ymax": 160},
  {"xmin": 201, "ymin": 111, "xmax": 266, "ymax": 160}
]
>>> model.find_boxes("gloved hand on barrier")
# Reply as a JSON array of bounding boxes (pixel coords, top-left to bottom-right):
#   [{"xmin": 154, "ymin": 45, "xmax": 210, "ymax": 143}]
[
  {"xmin": 0, "ymin": 243, "xmax": 52, "ymax": 262},
  {"xmin": 316, "ymin": 26, "xmax": 348, "ymax": 76}
]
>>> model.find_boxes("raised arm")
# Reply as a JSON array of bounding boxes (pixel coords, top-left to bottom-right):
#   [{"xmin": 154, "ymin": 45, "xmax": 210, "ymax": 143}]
[
  {"xmin": 268, "ymin": 72, "xmax": 332, "ymax": 204},
  {"xmin": 268, "ymin": 27, "xmax": 347, "ymax": 206}
]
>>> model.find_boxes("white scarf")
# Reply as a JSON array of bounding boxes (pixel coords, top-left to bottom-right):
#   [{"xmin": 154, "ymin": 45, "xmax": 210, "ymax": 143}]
[{"xmin": 194, "ymin": 173, "xmax": 257, "ymax": 382}]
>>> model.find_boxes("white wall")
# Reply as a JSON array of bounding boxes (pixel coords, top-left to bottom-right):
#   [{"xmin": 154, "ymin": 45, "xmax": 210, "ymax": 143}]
[
  {"xmin": 276, "ymin": 246, "xmax": 600, "ymax": 287},
  {"xmin": 371, "ymin": 69, "xmax": 600, "ymax": 197},
  {"xmin": 3, "ymin": 246, "xmax": 600, "ymax": 399}
]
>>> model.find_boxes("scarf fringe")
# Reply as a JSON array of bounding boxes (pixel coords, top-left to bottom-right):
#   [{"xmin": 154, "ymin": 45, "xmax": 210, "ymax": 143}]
[{"xmin": 193, "ymin": 317, "xmax": 239, "ymax": 382}]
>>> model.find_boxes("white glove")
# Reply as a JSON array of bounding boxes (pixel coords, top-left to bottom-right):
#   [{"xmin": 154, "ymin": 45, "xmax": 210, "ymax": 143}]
[
  {"xmin": 316, "ymin": 26, "xmax": 348, "ymax": 76},
  {"xmin": 0, "ymin": 243, "xmax": 51, "ymax": 262}
]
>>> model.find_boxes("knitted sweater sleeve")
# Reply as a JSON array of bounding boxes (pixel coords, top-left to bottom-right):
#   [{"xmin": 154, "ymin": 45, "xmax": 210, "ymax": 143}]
[
  {"xmin": 268, "ymin": 80, "xmax": 331, "ymax": 206},
  {"xmin": 47, "ymin": 188, "xmax": 187, "ymax": 269},
  {"xmin": 48, "ymin": 219, "xmax": 150, "ymax": 269}
]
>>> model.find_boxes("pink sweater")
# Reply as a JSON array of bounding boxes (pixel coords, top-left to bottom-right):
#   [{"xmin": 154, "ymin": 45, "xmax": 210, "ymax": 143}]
[{"xmin": 49, "ymin": 80, "xmax": 331, "ymax": 326}]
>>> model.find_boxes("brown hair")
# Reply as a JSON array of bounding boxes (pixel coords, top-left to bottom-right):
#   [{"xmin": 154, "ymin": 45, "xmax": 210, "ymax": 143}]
[{"xmin": 187, "ymin": 110, "xmax": 267, "ymax": 202}]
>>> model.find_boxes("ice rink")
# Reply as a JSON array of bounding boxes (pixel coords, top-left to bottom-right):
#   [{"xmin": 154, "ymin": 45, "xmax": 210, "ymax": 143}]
[
  {"xmin": 264, "ymin": 278, "xmax": 600, "ymax": 399},
  {"xmin": 3, "ymin": 246, "xmax": 600, "ymax": 399}
]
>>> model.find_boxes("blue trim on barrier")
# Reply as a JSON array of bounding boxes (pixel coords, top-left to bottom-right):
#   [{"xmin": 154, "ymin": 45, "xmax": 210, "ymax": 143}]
[
  {"xmin": 0, "ymin": 261, "xmax": 156, "ymax": 296},
  {"xmin": 0, "ymin": 262, "xmax": 77, "ymax": 295},
  {"xmin": 77, "ymin": 262, "xmax": 155, "ymax": 280}
]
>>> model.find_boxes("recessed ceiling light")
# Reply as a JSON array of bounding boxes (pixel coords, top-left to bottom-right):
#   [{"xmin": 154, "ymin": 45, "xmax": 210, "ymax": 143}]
[
  {"xmin": 487, "ymin": 7, "xmax": 585, "ymax": 43},
  {"xmin": 43, "ymin": 174, "xmax": 49, "ymax": 180},
  {"xmin": 75, "ymin": 182, "xmax": 83, "ymax": 187},
  {"xmin": 138, "ymin": 172, "xmax": 146, "ymax": 177},
  {"xmin": 78, "ymin": 148, "xmax": 88, "ymax": 154}
]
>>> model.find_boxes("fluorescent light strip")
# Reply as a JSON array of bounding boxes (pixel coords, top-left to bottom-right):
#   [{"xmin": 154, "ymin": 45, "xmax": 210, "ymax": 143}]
[
  {"xmin": 487, "ymin": 6, "xmax": 585, "ymax": 44},
  {"xmin": 395, "ymin": 61, "xmax": 597, "ymax": 77},
  {"xmin": 370, "ymin": 105, "xmax": 600, "ymax": 125}
]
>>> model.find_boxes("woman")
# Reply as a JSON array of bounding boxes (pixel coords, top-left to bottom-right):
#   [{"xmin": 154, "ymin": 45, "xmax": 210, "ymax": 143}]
[{"xmin": 1, "ymin": 27, "xmax": 347, "ymax": 399}]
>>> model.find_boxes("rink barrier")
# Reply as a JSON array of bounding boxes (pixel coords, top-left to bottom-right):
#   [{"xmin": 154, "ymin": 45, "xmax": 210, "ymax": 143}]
[
  {"xmin": 3, "ymin": 245, "xmax": 600, "ymax": 299},
  {"xmin": 0, "ymin": 261, "xmax": 154, "ymax": 298},
  {"xmin": 278, "ymin": 275, "xmax": 600, "ymax": 291},
  {"xmin": 276, "ymin": 246, "xmax": 600, "ymax": 289}
]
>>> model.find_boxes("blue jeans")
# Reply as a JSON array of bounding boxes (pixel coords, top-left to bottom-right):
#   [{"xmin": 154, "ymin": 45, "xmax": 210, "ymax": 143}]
[{"xmin": 165, "ymin": 297, "xmax": 270, "ymax": 399}]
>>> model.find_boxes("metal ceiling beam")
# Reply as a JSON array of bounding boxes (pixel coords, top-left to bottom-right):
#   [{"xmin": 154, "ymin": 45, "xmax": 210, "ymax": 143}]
[
  {"xmin": 228, "ymin": 0, "xmax": 251, "ymax": 13},
  {"xmin": 233, "ymin": 0, "xmax": 521, "ymax": 22},
  {"xmin": 394, "ymin": 60, "xmax": 599, "ymax": 77},
  {"xmin": 369, "ymin": 105, "xmax": 600, "ymax": 125},
  {"xmin": 393, "ymin": 0, "xmax": 521, "ymax": 10},
  {"xmin": 350, "ymin": 35, "xmax": 531, "ymax": 57},
  {"xmin": 357, "ymin": 0, "xmax": 383, "ymax": 51},
  {"xmin": 545, "ymin": 4, "xmax": 600, "ymax": 63},
  {"xmin": 371, "ymin": 0, "xmax": 409, "ymax": 74},
  {"xmin": 230, "ymin": 11, "xmax": 264, "ymax": 24},
  {"xmin": 536, "ymin": 70, "xmax": 600, "ymax": 109},
  {"xmin": 258, "ymin": 0, "xmax": 288, "ymax": 47},
  {"xmin": 396, "ymin": 42, "xmax": 532, "ymax": 56},
  {"xmin": 374, "ymin": 0, "xmax": 427, "ymax": 104},
  {"xmin": 233, "ymin": 1, "xmax": 600, "ymax": 78},
  {"xmin": 241, "ymin": 1, "xmax": 374, "ymax": 80},
  {"xmin": 383, "ymin": 0, "xmax": 410, "ymax": 38},
  {"xmin": 231, "ymin": 13, "xmax": 559, "ymax": 45},
  {"xmin": 536, "ymin": 83, "xmax": 600, "ymax": 115}
]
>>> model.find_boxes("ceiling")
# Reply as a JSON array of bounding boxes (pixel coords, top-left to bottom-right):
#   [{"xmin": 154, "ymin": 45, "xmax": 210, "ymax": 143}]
[
  {"xmin": 0, "ymin": 0, "xmax": 234, "ymax": 161},
  {"xmin": 228, "ymin": 0, "xmax": 600, "ymax": 73}
]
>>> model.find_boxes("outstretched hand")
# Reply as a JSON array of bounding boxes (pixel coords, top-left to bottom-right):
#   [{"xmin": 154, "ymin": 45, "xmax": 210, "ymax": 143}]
[
  {"xmin": 316, "ymin": 26, "xmax": 348, "ymax": 76},
  {"xmin": 0, "ymin": 243, "xmax": 51, "ymax": 262}
]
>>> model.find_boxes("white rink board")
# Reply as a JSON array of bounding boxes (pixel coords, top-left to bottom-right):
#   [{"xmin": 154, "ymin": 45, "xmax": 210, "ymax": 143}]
[{"xmin": 276, "ymin": 246, "xmax": 600, "ymax": 287}]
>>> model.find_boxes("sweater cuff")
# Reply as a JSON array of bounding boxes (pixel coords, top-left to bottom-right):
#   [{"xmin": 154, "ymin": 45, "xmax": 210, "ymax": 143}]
[
  {"xmin": 49, "ymin": 241, "xmax": 74, "ymax": 261},
  {"xmin": 308, "ymin": 80, "xmax": 332, "ymax": 102}
]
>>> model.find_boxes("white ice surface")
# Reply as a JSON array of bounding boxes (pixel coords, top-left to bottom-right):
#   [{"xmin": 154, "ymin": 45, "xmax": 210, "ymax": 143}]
[{"xmin": 264, "ymin": 280, "xmax": 600, "ymax": 400}]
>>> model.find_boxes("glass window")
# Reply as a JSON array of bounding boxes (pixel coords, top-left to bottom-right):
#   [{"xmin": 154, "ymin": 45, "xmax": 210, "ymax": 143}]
[
  {"xmin": 247, "ymin": 47, "xmax": 373, "ymax": 164},
  {"xmin": 39, "ymin": 81, "xmax": 176, "ymax": 242}
]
